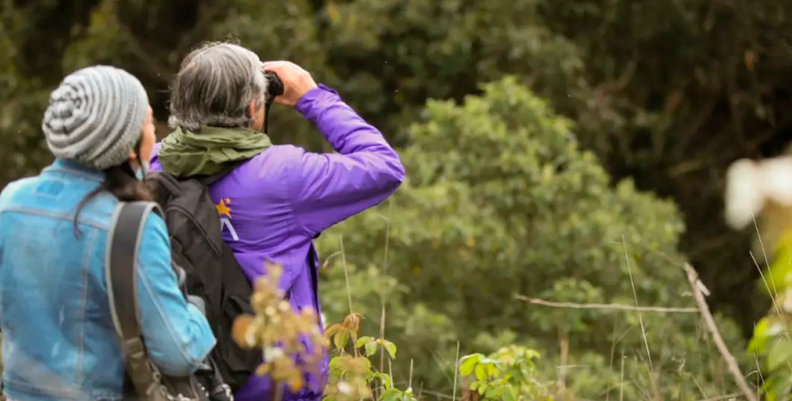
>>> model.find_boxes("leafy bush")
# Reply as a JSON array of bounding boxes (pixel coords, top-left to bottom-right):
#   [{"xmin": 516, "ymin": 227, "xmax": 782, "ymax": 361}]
[
  {"xmin": 318, "ymin": 78, "xmax": 746, "ymax": 399},
  {"xmin": 460, "ymin": 346, "xmax": 554, "ymax": 401}
]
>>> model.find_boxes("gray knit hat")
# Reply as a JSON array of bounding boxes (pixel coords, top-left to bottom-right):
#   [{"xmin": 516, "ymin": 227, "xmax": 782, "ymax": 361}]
[{"xmin": 42, "ymin": 66, "xmax": 149, "ymax": 170}]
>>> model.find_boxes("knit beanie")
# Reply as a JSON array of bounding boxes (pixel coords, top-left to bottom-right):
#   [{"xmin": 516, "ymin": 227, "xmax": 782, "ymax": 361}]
[{"xmin": 42, "ymin": 66, "xmax": 149, "ymax": 170}]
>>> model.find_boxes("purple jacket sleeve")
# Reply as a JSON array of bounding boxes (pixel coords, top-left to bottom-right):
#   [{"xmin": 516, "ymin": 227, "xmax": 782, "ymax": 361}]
[{"xmin": 289, "ymin": 85, "xmax": 405, "ymax": 236}]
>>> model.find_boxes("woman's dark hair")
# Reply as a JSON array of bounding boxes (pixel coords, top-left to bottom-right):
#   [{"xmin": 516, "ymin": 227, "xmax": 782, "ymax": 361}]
[{"xmin": 72, "ymin": 149, "xmax": 153, "ymax": 238}]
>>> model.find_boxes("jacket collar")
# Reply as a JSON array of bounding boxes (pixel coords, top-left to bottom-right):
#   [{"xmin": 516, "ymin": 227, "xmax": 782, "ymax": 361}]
[{"xmin": 44, "ymin": 159, "xmax": 105, "ymax": 182}]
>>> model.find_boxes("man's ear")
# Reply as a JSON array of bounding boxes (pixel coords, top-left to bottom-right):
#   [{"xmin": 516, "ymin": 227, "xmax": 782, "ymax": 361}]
[
  {"xmin": 247, "ymin": 100, "xmax": 257, "ymax": 118},
  {"xmin": 248, "ymin": 99, "xmax": 265, "ymax": 117}
]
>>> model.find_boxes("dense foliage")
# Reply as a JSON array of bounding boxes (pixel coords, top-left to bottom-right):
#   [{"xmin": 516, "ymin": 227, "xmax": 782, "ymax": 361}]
[
  {"xmin": 317, "ymin": 79, "xmax": 745, "ymax": 399},
  {"xmin": 3, "ymin": 0, "xmax": 792, "ymax": 330},
  {"xmin": 2, "ymin": 0, "xmax": 786, "ymax": 398}
]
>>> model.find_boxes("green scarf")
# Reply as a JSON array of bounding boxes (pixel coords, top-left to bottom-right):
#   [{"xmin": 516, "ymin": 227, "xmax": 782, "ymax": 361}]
[{"xmin": 158, "ymin": 126, "xmax": 272, "ymax": 177}]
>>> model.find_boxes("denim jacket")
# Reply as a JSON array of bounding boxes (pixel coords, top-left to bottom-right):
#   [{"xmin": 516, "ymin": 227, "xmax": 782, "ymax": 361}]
[{"xmin": 0, "ymin": 159, "xmax": 216, "ymax": 401}]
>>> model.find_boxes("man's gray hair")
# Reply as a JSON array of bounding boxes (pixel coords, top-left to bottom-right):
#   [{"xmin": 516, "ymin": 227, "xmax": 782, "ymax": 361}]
[{"xmin": 168, "ymin": 42, "xmax": 268, "ymax": 131}]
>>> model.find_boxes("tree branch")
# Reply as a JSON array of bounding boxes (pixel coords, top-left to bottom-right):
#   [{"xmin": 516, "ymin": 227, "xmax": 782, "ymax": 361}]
[
  {"xmin": 513, "ymin": 295, "xmax": 699, "ymax": 314},
  {"xmin": 683, "ymin": 263, "xmax": 758, "ymax": 401}
]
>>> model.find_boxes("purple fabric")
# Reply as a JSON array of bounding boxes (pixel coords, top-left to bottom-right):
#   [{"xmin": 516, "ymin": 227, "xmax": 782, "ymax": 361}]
[{"xmin": 150, "ymin": 85, "xmax": 404, "ymax": 401}]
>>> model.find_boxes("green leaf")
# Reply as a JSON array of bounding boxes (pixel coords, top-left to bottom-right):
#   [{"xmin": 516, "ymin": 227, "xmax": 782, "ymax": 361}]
[
  {"xmin": 460, "ymin": 354, "xmax": 481, "ymax": 376},
  {"xmin": 475, "ymin": 364, "xmax": 487, "ymax": 380},
  {"xmin": 767, "ymin": 338, "xmax": 792, "ymax": 371},
  {"xmin": 478, "ymin": 383, "xmax": 488, "ymax": 396},
  {"xmin": 356, "ymin": 336, "xmax": 375, "ymax": 348},
  {"xmin": 365, "ymin": 341, "xmax": 378, "ymax": 357},
  {"xmin": 486, "ymin": 363, "xmax": 497, "ymax": 376},
  {"xmin": 379, "ymin": 388, "xmax": 402, "ymax": 401},
  {"xmin": 334, "ymin": 329, "xmax": 349, "ymax": 352},
  {"xmin": 379, "ymin": 339, "xmax": 397, "ymax": 359},
  {"xmin": 375, "ymin": 372, "xmax": 393, "ymax": 390},
  {"xmin": 749, "ymin": 318, "xmax": 770, "ymax": 352}
]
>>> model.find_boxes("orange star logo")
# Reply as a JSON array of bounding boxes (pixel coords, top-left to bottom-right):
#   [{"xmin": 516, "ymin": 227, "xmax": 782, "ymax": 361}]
[{"xmin": 216, "ymin": 198, "xmax": 232, "ymax": 219}]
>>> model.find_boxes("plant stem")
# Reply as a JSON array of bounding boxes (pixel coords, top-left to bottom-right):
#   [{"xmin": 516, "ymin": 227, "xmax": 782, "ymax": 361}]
[
  {"xmin": 683, "ymin": 262, "xmax": 758, "ymax": 401},
  {"xmin": 375, "ymin": 201, "xmax": 393, "ymax": 399},
  {"xmin": 619, "ymin": 349, "xmax": 624, "ymax": 401},
  {"xmin": 340, "ymin": 235, "xmax": 353, "ymax": 316},
  {"xmin": 452, "ymin": 341, "xmax": 460, "ymax": 401},
  {"xmin": 621, "ymin": 236, "xmax": 660, "ymax": 400},
  {"xmin": 607, "ymin": 316, "xmax": 618, "ymax": 401},
  {"xmin": 339, "ymin": 235, "xmax": 359, "ymax": 358},
  {"xmin": 378, "ymin": 201, "xmax": 393, "ymax": 394},
  {"xmin": 409, "ymin": 358, "xmax": 414, "ymax": 389},
  {"xmin": 622, "ymin": 236, "xmax": 654, "ymax": 373}
]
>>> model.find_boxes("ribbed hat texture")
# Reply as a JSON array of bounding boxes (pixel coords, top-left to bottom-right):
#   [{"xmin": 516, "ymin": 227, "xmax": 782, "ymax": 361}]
[{"xmin": 42, "ymin": 66, "xmax": 148, "ymax": 170}]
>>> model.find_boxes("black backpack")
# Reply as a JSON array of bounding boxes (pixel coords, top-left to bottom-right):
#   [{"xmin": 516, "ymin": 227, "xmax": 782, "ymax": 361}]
[
  {"xmin": 146, "ymin": 168, "xmax": 260, "ymax": 391},
  {"xmin": 106, "ymin": 202, "xmax": 230, "ymax": 401}
]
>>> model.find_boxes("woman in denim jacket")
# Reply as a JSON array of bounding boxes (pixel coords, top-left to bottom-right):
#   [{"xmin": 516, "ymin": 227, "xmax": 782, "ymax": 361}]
[{"xmin": 0, "ymin": 66, "xmax": 216, "ymax": 401}]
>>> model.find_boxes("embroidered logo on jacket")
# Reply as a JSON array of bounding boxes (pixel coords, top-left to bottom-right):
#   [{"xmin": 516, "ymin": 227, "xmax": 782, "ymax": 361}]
[{"xmin": 216, "ymin": 198, "xmax": 239, "ymax": 241}]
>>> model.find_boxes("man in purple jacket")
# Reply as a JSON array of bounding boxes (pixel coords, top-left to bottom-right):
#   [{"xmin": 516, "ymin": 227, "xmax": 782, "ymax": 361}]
[{"xmin": 148, "ymin": 43, "xmax": 404, "ymax": 401}]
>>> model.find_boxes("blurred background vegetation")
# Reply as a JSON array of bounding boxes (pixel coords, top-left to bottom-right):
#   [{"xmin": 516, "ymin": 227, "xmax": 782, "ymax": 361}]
[{"xmin": 3, "ymin": 0, "xmax": 791, "ymax": 399}]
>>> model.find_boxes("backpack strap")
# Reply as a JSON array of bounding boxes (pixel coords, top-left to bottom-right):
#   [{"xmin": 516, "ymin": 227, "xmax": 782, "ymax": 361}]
[{"xmin": 106, "ymin": 201, "xmax": 166, "ymax": 400}]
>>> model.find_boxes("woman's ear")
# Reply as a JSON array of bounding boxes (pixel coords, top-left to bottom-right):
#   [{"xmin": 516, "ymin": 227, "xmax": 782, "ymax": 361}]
[{"xmin": 128, "ymin": 150, "xmax": 139, "ymax": 167}]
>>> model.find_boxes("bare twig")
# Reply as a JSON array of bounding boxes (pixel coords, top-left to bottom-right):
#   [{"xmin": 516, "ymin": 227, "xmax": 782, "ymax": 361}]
[
  {"xmin": 628, "ymin": 366, "xmax": 652, "ymax": 401},
  {"xmin": 691, "ymin": 376, "xmax": 709, "ymax": 400},
  {"xmin": 750, "ymin": 251, "xmax": 784, "ymax": 320},
  {"xmin": 338, "ymin": 236, "xmax": 359, "ymax": 358},
  {"xmin": 753, "ymin": 352, "xmax": 764, "ymax": 399},
  {"xmin": 428, "ymin": 349, "xmax": 453, "ymax": 385},
  {"xmin": 379, "ymin": 200, "xmax": 393, "ymax": 378},
  {"xmin": 339, "ymin": 236, "xmax": 353, "ymax": 315},
  {"xmin": 621, "ymin": 237, "xmax": 661, "ymax": 401},
  {"xmin": 558, "ymin": 324, "xmax": 569, "ymax": 388},
  {"xmin": 514, "ymin": 295, "xmax": 698, "ymax": 313},
  {"xmin": 379, "ymin": 305, "xmax": 387, "ymax": 364},
  {"xmin": 607, "ymin": 316, "xmax": 619, "ymax": 401},
  {"xmin": 619, "ymin": 350, "xmax": 625, "ymax": 401},
  {"xmin": 752, "ymin": 212, "xmax": 783, "ymax": 316},
  {"xmin": 383, "ymin": 199, "xmax": 392, "ymax": 272},
  {"xmin": 321, "ymin": 251, "xmax": 342, "ymax": 269},
  {"xmin": 751, "ymin": 213, "xmax": 778, "ymax": 282},
  {"xmin": 452, "ymin": 341, "xmax": 460, "ymax": 401},
  {"xmin": 409, "ymin": 359, "xmax": 414, "ymax": 389},
  {"xmin": 683, "ymin": 262, "xmax": 759, "ymax": 401},
  {"xmin": 695, "ymin": 394, "xmax": 742, "ymax": 401},
  {"xmin": 376, "ymin": 200, "xmax": 393, "ymax": 400},
  {"xmin": 622, "ymin": 237, "xmax": 655, "ymax": 374},
  {"xmin": 421, "ymin": 389, "xmax": 455, "ymax": 400}
]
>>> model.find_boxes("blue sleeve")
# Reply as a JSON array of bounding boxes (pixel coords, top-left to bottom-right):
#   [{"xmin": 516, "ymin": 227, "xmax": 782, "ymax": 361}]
[{"xmin": 135, "ymin": 213, "xmax": 217, "ymax": 376}]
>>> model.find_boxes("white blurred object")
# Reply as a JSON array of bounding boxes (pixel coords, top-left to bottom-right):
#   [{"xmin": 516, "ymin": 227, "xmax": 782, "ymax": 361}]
[{"xmin": 725, "ymin": 156, "xmax": 792, "ymax": 230}]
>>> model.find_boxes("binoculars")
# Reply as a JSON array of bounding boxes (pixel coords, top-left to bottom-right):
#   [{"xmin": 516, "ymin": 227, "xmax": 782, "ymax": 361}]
[{"xmin": 264, "ymin": 72, "xmax": 284, "ymax": 98}]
